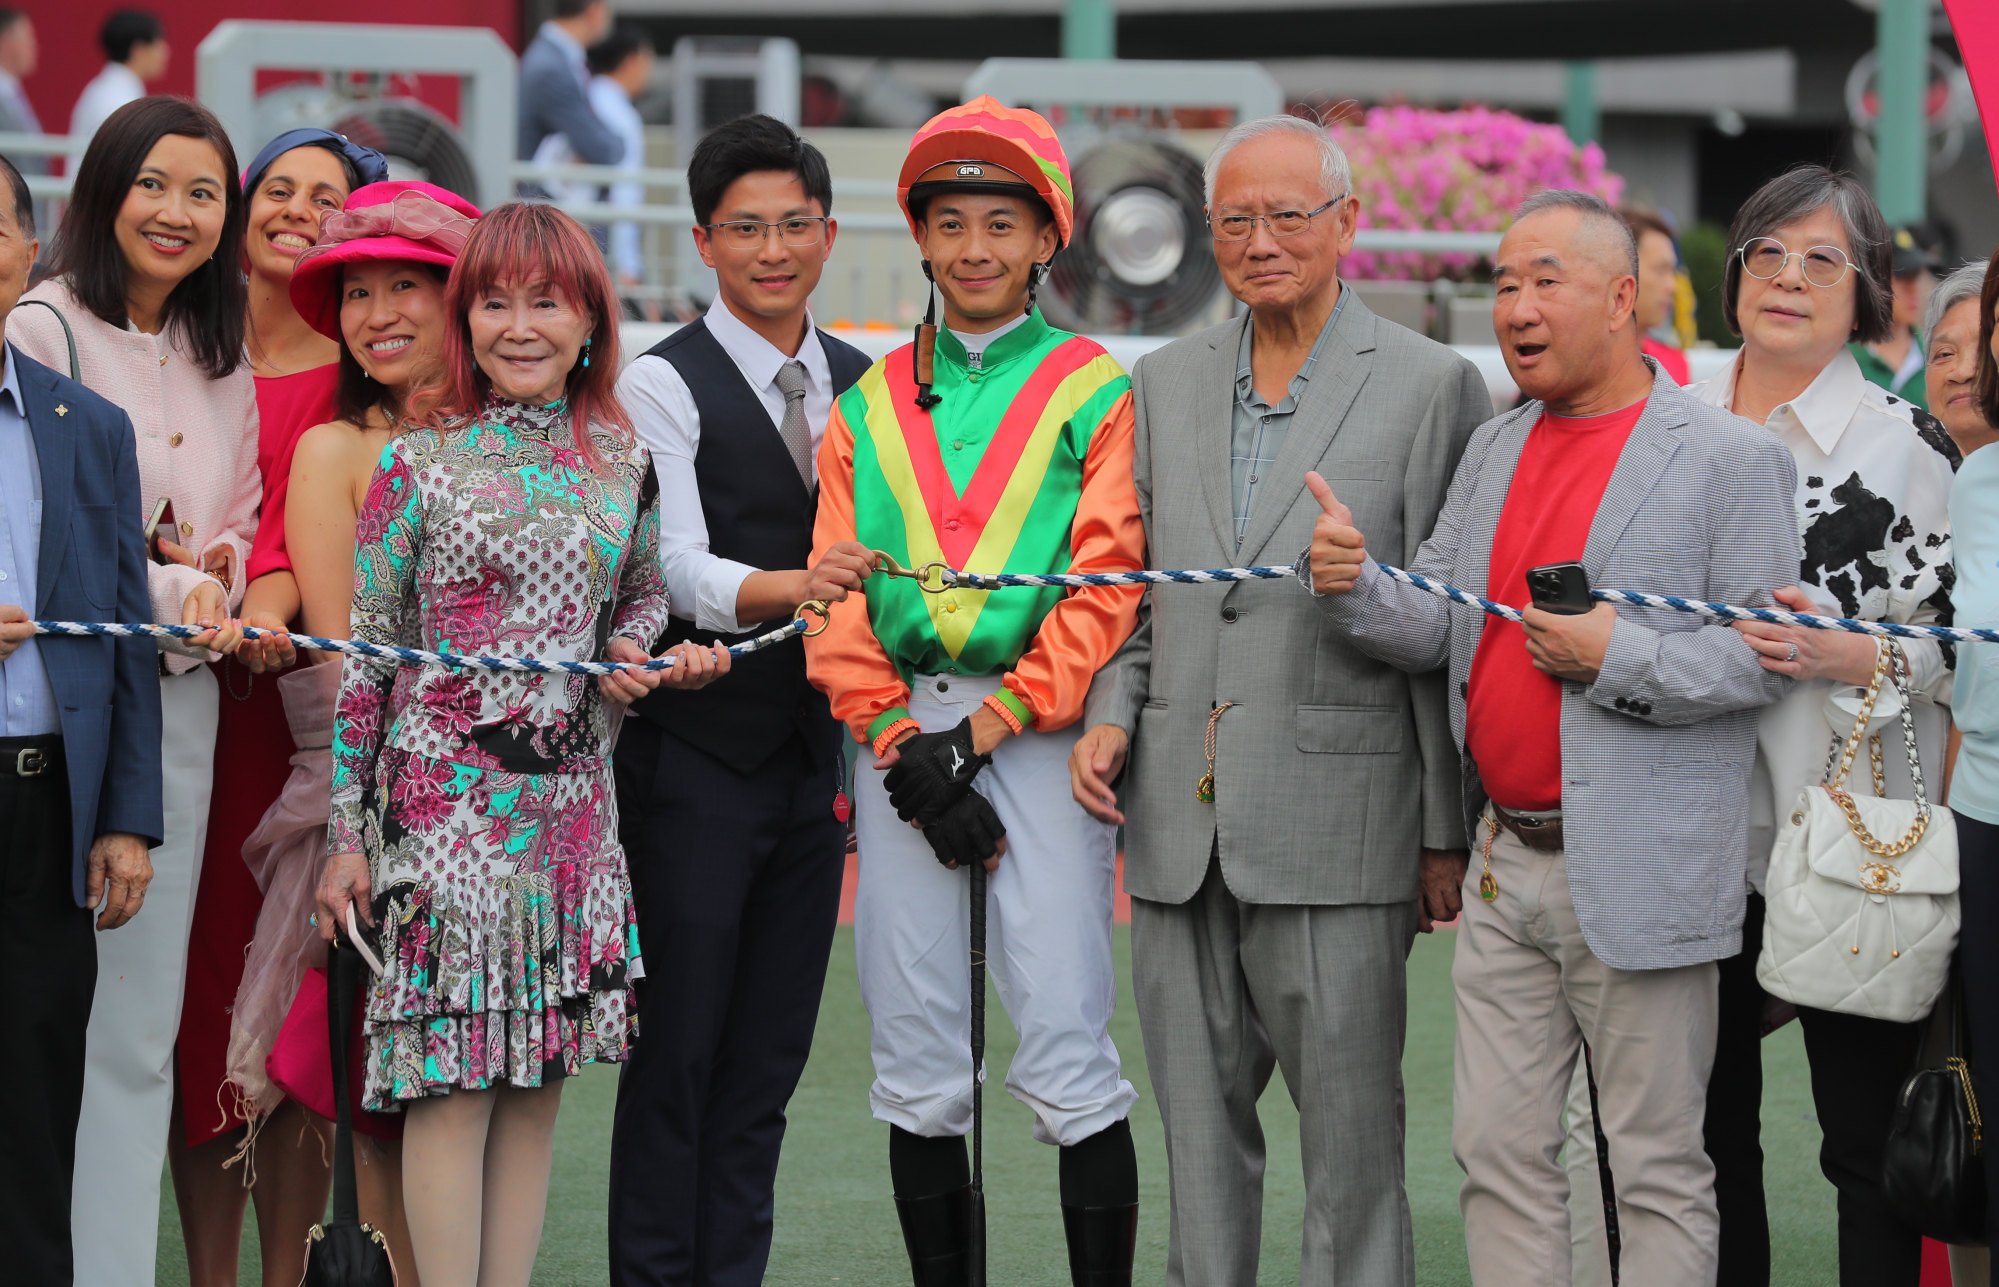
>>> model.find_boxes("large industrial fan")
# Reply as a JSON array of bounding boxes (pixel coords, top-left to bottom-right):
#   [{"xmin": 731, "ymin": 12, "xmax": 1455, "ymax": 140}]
[
  {"xmin": 198, "ymin": 22, "xmax": 516, "ymax": 210},
  {"xmin": 1043, "ymin": 139, "xmax": 1220, "ymax": 335},
  {"xmin": 252, "ymin": 80, "xmax": 480, "ymax": 197}
]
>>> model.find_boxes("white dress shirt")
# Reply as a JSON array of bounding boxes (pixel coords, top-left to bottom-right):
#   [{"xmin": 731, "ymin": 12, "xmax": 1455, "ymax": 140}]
[
  {"xmin": 68, "ymin": 62, "xmax": 144, "ymax": 161},
  {"xmin": 1689, "ymin": 347, "xmax": 1957, "ymax": 887},
  {"xmin": 618, "ymin": 297, "xmax": 835, "ymax": 635}
]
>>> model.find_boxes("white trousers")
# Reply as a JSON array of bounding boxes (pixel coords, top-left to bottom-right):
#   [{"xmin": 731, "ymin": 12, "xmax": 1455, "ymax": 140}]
[
  {"xmin": 71, "ymin": 665, "xmax": 217, "ymax": 1286},
  {"xmin": 854, "ymin": 672, "xmax": 1136, "ymax": 1147}
]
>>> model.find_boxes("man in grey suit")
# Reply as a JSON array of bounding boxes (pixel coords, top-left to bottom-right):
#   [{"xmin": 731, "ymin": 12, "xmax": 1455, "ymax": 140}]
[
  {"xmin": 1308, "ymin": 191, "xmax": 1798, "ymax": 1285},
  {"xmin": 1071, "ymin": 115, "xmax": 1489, "ymax": 1285},
  {"xmin": 517, "ymin": 0, "xmax": 624, "ymax": 184}
]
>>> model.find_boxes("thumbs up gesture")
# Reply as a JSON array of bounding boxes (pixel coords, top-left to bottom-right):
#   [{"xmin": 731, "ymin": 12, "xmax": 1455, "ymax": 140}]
[{"xmin": 1305, "ymin": 471, "xmax": 1368, "ymax": 596}]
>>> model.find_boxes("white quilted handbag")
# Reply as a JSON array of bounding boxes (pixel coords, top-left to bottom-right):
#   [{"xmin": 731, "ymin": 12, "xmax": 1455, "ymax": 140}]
[{"xmin": 1757, "ymin": 642, "xmax": 1959, "ymax": 1024}]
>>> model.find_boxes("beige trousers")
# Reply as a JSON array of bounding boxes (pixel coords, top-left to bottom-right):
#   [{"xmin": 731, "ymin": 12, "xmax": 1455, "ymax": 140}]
[{"xmin": 1452, "ymin": 821, "xmax": 1720, "ymax": 1287}]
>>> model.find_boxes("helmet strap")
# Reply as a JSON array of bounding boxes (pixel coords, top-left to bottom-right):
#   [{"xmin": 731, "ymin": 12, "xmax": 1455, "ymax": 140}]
[
  {"xmin": 914, "ymin": 260, "xmax": 942, "ymax": 410},
  {"xmin": 1026, "ymin": 261, "xmax": 1050, "ymax": 315}
]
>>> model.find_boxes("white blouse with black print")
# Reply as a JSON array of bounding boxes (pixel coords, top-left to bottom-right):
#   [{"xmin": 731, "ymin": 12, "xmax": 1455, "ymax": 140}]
[{"xmin": 1689, "ymin": 345, "xmax": 1958, "ymax": 889}]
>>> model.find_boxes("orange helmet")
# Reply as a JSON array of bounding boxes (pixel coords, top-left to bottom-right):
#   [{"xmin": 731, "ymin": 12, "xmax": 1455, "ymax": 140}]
[{"xmin": 897, "ymin": 96, "xmax": 1075, "ymax": 248}]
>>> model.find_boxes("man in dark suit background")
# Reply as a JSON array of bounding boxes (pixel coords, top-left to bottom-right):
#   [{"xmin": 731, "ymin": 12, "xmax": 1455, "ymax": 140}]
[{"xmin": 0, "ymin": 152, "xmax": 163, "ymax": 1284}]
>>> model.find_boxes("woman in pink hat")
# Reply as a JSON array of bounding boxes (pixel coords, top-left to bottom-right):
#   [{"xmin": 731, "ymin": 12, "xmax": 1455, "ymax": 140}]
[
  {"xmin": 211, "ymin": 178, "xmax": 488, "ymax": 1284},
  {"xmin": 170, "ymin": 128, "xmax": 390, "ymax": 1287},
  {"xmin": 312, "ymin": 201, "xmax": 727, "ymax": 1284}
]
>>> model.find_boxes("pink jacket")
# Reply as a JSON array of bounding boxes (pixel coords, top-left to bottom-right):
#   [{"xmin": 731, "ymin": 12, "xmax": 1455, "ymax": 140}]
[{"xmin": 13, "ymin": 278, "xmax": 261, "ymax": 672}]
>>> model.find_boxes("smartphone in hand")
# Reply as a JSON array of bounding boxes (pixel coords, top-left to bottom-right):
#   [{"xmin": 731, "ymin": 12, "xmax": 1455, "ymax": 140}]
[
  {"xmin": 1526, "ymin": 561, "xmax": 1592, "ymax": 615},
  {"xmin": 145, "ymin": 497, "xmax": 178, "ymax": 566}
]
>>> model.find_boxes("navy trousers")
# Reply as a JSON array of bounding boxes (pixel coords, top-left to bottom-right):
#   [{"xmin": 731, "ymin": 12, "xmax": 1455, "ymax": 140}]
[{"xmin": 608, "ymin": 719, "xmax": 846, "ymax": 1287}]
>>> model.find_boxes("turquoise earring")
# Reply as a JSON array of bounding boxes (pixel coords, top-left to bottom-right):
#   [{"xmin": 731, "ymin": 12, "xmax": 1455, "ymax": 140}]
[{"xmin": 582, "ymin": 337, "xmax": 593, "ymax": 369}]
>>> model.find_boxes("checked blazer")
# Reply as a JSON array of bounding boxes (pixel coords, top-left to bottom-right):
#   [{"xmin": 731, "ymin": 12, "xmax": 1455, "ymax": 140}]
[
  {"xmin": 1086, "ymin": 291, "xmax": 1489, "ymax": 907},
  {"xmin": 1320, "ymin": 362, "xmax": 1799, "ymax": 970}
]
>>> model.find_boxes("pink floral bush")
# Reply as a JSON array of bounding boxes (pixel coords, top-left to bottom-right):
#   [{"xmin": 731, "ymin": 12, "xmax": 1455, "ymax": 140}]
[{"xmin": 1328, "ymin": 105, "xmax": 1625, "ymax": 282}]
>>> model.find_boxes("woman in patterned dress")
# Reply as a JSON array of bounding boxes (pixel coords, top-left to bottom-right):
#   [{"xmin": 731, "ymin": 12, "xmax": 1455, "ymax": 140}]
[{"xmin": 312, "ymin": 202, "xmax": 730, "ymax": 1285}]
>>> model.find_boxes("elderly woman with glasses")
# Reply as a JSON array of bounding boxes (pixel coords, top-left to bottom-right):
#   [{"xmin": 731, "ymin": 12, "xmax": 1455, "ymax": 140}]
[{"xmin": 1685, "ymin": 165, "xmax": 1958, "ymax": 1287}]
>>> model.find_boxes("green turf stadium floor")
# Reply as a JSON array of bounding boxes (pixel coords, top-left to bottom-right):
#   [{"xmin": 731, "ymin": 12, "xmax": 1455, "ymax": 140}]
[{"xmin": 158, "ymin": 926, "xmax": 1838, "ymax": 1284}]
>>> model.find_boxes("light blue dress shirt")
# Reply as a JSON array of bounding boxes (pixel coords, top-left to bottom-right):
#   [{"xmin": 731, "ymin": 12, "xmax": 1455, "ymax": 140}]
[
  {"xmin": 0, "ymin": 341, "xmax": 54, "ymax": 736},
  {"xmin": 1949, "ymin": 443, "xmax": 1999, "ymax": 825}
]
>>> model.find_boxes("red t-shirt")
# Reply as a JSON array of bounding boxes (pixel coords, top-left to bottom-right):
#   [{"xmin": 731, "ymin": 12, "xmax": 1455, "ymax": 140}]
[
  {"xmin": 245, "ymin": 364, "xmax": 340, "ymax": 583},
  {"xmin": 1465, "ymin": 398, "xmax": 1646, "ymax": 812},
  {"xmin": 1642, "ymin": 336, "xmax": 1691, "ymax": 385}
]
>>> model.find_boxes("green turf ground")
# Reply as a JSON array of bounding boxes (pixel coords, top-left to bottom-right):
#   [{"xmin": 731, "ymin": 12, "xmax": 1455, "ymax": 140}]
[{"xmin": 159, "ymin": 927, "xmax": 1837, "ymax": 1284}]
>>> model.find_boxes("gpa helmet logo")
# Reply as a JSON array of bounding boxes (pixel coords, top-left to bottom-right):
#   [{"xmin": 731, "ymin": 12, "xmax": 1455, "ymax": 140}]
[{"xmin": 957, "ymin": 164, "xmax": 985, "ymax": 178}]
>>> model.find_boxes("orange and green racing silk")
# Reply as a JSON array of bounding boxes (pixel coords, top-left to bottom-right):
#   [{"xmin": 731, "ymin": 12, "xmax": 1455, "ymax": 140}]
[{"xmin": 805, "ymin": 309, "xmax": 1146, "ymax": 753}]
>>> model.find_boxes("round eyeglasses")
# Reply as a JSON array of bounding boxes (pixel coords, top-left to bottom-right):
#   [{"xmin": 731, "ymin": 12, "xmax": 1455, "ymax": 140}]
[
  {"xmin": 1207, "ymin": 195, "xmax": 1347, "ymax": 243},
  {"xmin": 704, "ymin": 217, "xmax": 830, "ymax": 249},
  {"xmin": 1737, "ymin": 237, "xmax": 1855, "ymax": 289}
]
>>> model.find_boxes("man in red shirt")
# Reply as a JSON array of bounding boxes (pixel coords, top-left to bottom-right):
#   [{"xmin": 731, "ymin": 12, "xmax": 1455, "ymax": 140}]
[{"xmin": 1305, "ymin": 190, "xmax": 1797, "ymax": 1285}]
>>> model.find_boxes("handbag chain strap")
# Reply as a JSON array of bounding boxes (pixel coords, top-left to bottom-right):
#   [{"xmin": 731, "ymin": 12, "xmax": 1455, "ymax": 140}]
[{"xmin": 1824, "ymin": 640, "xmax": 1931, "ymax": 859}]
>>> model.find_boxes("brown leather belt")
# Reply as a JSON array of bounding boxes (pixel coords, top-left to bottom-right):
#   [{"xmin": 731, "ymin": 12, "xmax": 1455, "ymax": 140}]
[{"xmin": 1494, "ymin": 805, "xmax": 1564, "ymax": 852}]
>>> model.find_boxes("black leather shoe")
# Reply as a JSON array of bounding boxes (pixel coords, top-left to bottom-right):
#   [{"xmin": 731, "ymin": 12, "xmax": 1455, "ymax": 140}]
[
  {"xmin": 1061, "ymin": 1202, "xmax": 1139, "ymax": 1285},
  {"xmin": 894, "ymin": 1186, "xmax": 973, "ymax": 1287}
]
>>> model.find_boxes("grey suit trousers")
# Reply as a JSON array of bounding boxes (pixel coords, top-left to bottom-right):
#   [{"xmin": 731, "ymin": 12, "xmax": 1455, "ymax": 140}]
[{"xmin": 1131, "ymin": 857, "xmax": 1418, "ymax": 1287}]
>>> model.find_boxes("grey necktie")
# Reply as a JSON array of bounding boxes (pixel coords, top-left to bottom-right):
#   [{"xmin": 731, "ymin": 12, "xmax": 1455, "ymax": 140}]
[{"xmin": 774, "ymin": 359, "xmax": 815, "ymax": 489}]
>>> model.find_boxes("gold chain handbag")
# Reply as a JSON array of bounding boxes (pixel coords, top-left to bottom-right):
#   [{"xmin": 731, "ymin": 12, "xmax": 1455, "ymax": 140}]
[{"xmin": 1756, "ymin": 641, "xmax": 1961, "ymax": 1023}]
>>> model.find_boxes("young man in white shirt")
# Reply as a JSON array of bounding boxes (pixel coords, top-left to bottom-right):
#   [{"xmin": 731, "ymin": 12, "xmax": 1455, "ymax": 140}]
[
  {"xmin": 68, "ymin": 10, "xmax": 167, "ymax": 162},
  {"xmin": 607, "ymin": 114, "xmax": 876, "ymax": 1287}
]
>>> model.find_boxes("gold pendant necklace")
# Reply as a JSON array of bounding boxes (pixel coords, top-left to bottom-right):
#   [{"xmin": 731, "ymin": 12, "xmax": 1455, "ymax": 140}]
[{"xmin": 1196, "ymin": 702, "xmax": 1234, "ymax": 803}]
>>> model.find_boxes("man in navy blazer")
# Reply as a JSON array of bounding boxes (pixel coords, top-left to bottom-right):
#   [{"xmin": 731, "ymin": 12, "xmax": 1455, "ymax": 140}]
[
  {"xmin": 0, "ymin": 153, "xmax": 162, "ymax": 1284},
  {"xmin": 517, "ymin": 0, "xmax": 625, "ymax": 177}
]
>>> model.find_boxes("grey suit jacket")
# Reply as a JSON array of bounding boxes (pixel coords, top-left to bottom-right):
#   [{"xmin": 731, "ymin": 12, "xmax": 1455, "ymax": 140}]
[
  {"xmin": 1320, "ymin": 364, "xmax": 1799, "ymax": 970},
  {"xmin": 1086, "ymin": 290, "xmax": 1488, "ymax": 907},
  {"xmin": 517, "ymin": 29, "xmax": 624, "ymax": 166}
]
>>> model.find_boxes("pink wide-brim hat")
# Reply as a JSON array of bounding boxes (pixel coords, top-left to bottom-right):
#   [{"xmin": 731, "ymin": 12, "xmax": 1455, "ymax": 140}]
[{"xmin": 289, "ymin": 180, "xmax": 483, "ymax": 340}]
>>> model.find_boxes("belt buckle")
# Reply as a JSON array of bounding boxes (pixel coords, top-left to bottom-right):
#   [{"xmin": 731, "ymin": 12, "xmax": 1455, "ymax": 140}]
[{"xmin": 16, "ymin": 747, "xmax": 47, "ymax": 777}]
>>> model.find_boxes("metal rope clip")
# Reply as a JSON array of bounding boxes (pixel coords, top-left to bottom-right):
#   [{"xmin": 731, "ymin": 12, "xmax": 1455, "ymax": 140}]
[
  {"xmin": 797, "ymin": 600, "xmax": 833, "ymax": 638},
  {"xmin": 871, "ymin": 551, "xmax": 955, "ymax": 594}
]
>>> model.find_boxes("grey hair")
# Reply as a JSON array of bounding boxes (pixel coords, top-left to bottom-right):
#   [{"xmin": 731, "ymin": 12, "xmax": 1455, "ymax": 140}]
[
  {"xmin": 1203, "ymin": 114, "xmax": 1353, "ymax": 208},
  {"xmin": 1511, "ymin": 189, "xmax": 1639, "ymax": 279},
  {"xmin": 1924, "ymin": 260, "xmax": 1987, "ymax": 350}
]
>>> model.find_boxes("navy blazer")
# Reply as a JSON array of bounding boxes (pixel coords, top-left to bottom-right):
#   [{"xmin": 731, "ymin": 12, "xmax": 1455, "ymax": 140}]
[
  {"xmin": 13, "ymin": 343, "xmax": 163, "ymax": 904},
  {"xmin": 516, "ymin": 28, "xmax": 623, "ymax": 165}
]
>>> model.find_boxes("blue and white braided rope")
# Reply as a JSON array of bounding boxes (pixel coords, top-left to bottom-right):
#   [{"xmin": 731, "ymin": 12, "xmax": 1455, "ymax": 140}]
[
  {"xmin": 28, "ymin": 614, "xmax": 817, "ymax": 676},
  {"xmin": 887, "ymin": 557, "xmax": 1999, "ymax": 645}
]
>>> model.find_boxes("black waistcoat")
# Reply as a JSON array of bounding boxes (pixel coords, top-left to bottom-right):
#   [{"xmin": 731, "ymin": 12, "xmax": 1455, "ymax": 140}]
[{"xmin": 629, "ymin": 317, "xmax": 871, "ymax": 773}]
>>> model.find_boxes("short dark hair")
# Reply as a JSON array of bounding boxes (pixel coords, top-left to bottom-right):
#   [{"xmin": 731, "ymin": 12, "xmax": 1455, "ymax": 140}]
[
  {"xmin": 586, "ymin": 24, "xmax": 650, "ymax": 78},
  {"xmin": 100, "ymin": 10, "xmax": 164, "ymax": 65},
  {"xmin": 1722, "ymin": 164, "xmax": 1892, "ymax": 344},
  {"xmin": 687, "ymin": 114, "xmax": 832, "ymax": 227},
  {"xmin": 551, "ymin": 0, "xmax": 602, "ymax": 19},
  {"xmin": 1513, "ymin": 189, "xmax": 1638, "ymax": 280},
  {"xmin": 0, "ymin": 11, "xmax": 26, "ymax": 40},
  {"xmin": 1620, "ymin": 205, "xmax": 1675, "ymax": 247},
  {"xmin": 333, "ymin": 265, "xmax": 447, "ymax": 427},
  {"xmin": 1976, "ymin": 250, "xmax": 1999, "ymax": 430},
  {"xmin": 47, "ymin": 96, "xmax": 247, "ymax": 379},
  {"xmin": 0, "ymin": 152, "xmax": 32, "ymax": 240}
]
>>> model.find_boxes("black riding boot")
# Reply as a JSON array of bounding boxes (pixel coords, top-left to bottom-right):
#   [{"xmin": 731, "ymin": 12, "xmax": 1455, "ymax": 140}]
[
  {"xmin": 893, "ymin": 1186, "xmax": 973, "ymax": 1287},
  {"xmin": 1058, "ymin": 1118, "xmax": 1139, "ymax": 1285},
  {"xmin": 1061, "ymin": 1201, "xmax": 1139, "ymax": 1286},
  {"xmin": 890, "ymin": 1126, "xmax": 972, "ymax": 1286}
]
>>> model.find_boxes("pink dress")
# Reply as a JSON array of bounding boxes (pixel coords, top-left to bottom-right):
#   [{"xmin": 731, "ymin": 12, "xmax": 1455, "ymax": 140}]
[{"xmin": 176, "ymin": 365, "xmax": 338, "ymax": 1146}]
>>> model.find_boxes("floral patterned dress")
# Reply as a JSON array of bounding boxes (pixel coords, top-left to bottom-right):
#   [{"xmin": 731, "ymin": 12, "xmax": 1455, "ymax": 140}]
[{"xmin": 327, "ymin": 398, "xmax": 672, "ymax": 1110}]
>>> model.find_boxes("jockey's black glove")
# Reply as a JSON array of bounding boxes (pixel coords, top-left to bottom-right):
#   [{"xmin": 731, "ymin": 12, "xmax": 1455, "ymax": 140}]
[
  {"xmin": 883, "ymin": 717, "xmax": 989, "ymax": 825},
  {"xmin": 921, "ymin": 789, "xmax": 1007, "ymax": 870}
]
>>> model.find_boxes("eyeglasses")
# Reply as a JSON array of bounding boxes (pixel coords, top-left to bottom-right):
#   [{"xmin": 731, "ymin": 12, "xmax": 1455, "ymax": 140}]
[
  {"xmin": 1737, "ymin": 236, "xmax": 1855, "ymax": 289},
  {"xmin": 703, "ymin": 217, "xmax": 830, "ymax": 249},
  {"xmin": 1207, "ymin": 195, "xmax": 1347, "ymax": 243}
]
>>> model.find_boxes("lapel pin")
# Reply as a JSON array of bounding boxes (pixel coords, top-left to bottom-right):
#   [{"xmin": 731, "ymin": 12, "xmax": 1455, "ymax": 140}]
[{"xmin": 54, "ymin": 404, "xmax": 67, "ymax": 416}]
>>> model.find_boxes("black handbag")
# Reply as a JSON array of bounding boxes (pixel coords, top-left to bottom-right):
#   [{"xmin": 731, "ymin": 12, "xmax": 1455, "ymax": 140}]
[
  {"xmin": 300, "ymin": 937, "xmax": 398, "ymax": 1286},
  {"xmin": 1880, "ymin": 967, "xmax": 1986, "ymax": 1245}
]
